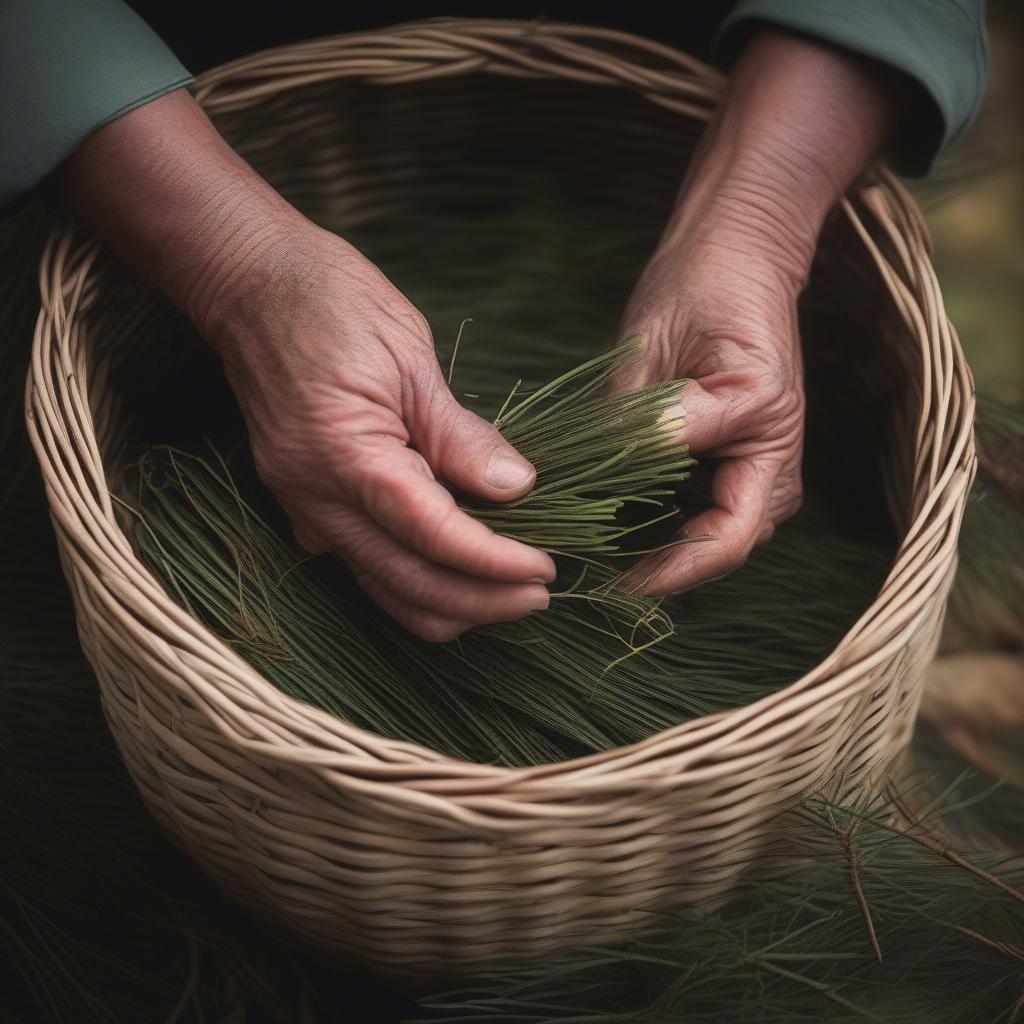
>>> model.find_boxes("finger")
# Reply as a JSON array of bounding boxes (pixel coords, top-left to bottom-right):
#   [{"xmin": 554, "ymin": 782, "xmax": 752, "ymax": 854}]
[
  {"xmin": 409, "ymin": 376, "xmax": 537, "ymax": 502},
  {"xmin": 669, "ymin": 370, "xmax": 803, "ymax": 458},
  {"xmin": 667, "ymin": 378, "xmax": 739, "ymax": 454},
  {"xmin": 356, "ymin": 574, "xmax": 474, "ymax": 643},
  {"xmin": 303, "ymin": 510, "xmax": 551, "ymax": 623},
  {"xmin": 357, "ymin": 445, "xmax": 557, "ymax": 584},
  {"xmin": 625, "ymin": 455, "xmax": 778, "ymax": 596},
  {"xmin": 610, "ymin": 370, "xmax": 745, "ymax": 456}
]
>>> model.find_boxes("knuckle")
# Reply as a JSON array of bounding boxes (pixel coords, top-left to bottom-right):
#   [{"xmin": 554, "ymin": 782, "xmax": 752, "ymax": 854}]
[
  {"xmin": 424, "ymin": 395, "xmax": 467, "ymax": 464},
  {"xmin": 778, "ymin": 493, "xmax": 803, "ymax": 523},
  {"xmin": 418, "ymin": 385, "xmax": 496, "ymax": 471},
  {"xmin": 293, "ymin": 526, "xmax": 327, "ymax": 555},
  {"xmin": 406, "ymin": 307, "xmax": 434, "ymax": 346},
  {"xmin": 357, "ymin": 457, "xmax": 413, "ymax": 513},
  {"xmin": 759, "ymin": 372, "xmax": 800, "ymax": 419},
  {"xmin": 761, "ymin": 374, "xmax": 789, "ymax": 410},
  {"xmin": 418, "ymin": 503, "xmax": 460, "ymax": 560},
  {"xmin": 725, "ymin": 550, "xmax": 750, "ymax": 574},
  {"xmin": 389, "ymin": 563, "xmax": 435, "ymax": 606},
  {"xmin": 252, "ymin": 448, "xmax": 290, "ymax": 496},
  {"xmin": 415, "ymin": 618, "xmax": 464, "ymax": 643},
  {"xmin": 349, "ymin": 534, "xmax": 391, "ymax": 577},
  {"xmin": 722, "ymin": 534, "xmax": 756, "ymax": 574}
]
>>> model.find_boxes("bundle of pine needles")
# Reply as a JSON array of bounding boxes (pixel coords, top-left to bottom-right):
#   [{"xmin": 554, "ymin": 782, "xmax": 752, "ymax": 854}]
[{"xmin": 460, "ymin": 338, "xmax": 692, "ymax": 555}]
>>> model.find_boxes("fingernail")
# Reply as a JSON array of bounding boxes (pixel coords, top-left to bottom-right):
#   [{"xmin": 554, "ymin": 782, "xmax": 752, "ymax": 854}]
[
  {"xmin": 529, "ymin": 589, "xmax": 551, "ymax": 612},
  {"xmin": 528, "ymin": 575, "xmax": 551, "ymax": 585},
  {"xmin": 483, "ymin": 452, "xmax": 534, "ymax": 491}
]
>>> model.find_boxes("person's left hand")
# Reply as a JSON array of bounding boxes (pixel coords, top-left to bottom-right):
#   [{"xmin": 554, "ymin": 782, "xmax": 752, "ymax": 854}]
[
  {"xmin": 614, "ymin": 228, "xmax": 805, "ymax": 596},
  {"xmin": 612, "ymin": 29, "xmax": 901, "ymax": 596}
]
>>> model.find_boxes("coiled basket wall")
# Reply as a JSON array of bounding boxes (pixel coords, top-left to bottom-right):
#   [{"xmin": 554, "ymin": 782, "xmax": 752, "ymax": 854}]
[{"xmin": 27, "ymin": 19, "xmax": 975, "ymax": 975}]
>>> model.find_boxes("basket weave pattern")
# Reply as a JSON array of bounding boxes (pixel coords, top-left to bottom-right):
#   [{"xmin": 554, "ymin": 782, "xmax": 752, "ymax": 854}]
[{"xmin": 27, "ymin": 20, "xmax": 975, "ymax": 972}]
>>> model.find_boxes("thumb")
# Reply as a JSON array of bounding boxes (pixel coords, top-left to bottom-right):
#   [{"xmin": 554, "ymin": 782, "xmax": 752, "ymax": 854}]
[
  {"xmin": 411, "ymin": 384, "xmax": 537, "ymax": 502},
  {"xmin": 670, "ymin": 378, "xmax": 742, "ymax": 454}
]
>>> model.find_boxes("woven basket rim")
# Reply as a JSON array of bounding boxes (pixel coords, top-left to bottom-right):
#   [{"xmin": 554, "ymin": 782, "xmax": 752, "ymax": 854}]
[{"xmin": 27, "ymin": 18, "xmax": 976, "ymax": 819}]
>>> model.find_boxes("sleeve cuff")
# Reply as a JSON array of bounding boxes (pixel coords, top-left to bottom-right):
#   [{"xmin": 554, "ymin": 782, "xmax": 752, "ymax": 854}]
[
  {"xmin": 716, "ymin": 0, "xmax": 989, "ymax": 176},
  {"xmin": 1, "ymin": 0, "xmax": 194, "ymax": 207}
]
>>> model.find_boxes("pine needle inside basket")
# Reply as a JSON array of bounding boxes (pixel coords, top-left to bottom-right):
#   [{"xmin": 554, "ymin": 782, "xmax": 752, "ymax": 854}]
[
  {"xmin": 133, "ymin": 341, "xmax": 690, "ymax": 765},
  {"xmin": 132, "ymin": 340, "xmax": 890, "ymax": 767}
]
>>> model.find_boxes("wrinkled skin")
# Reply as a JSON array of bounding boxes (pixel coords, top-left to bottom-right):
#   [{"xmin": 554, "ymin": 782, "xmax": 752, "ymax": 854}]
[
  {"xmin": 215, "ymin": 230, "xmax": 556, "ymax": 642},
  {"xmin": 605, "ymin": 30, "xmax": 900, "ymax": 595},
  {"xmin": 613, "ymin": 217, "xmax": 807, "ymax": 594},
  {"xmin": 55, "ymin": 30, "xmax": 899, "ymax": 638}
]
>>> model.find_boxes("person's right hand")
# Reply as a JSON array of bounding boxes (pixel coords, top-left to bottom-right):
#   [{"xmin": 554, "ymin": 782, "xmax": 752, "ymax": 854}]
[
  {"xmin": 208, "ymin": 224, "xmax": 556, "ymax": 641},
  {"xmin": 54, "ymin": 89, "xmax": 554, "ymax": 641}
]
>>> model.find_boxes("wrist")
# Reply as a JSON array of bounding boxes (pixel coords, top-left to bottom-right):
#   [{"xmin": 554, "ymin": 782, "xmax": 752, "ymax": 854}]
[
  {"xmin": 656, "ymin": 30, "xmax": 899, "ymax": 286},
  {"xmin": 179, "ymin": 196, "xmax": 310, "ymax": 356},
  {"xmin": 53, "ymin": 89, "xmax": 305, "ymax": 346}
]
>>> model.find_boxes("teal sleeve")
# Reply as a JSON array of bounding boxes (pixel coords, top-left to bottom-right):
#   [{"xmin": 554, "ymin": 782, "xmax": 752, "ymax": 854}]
[
  {"xmin": 718, "ymin": 0, "xmax": 989, "ymax": 176},
  {"xmin": 0, "ymin": 0, "xmax": 193, "ymax": 207}
]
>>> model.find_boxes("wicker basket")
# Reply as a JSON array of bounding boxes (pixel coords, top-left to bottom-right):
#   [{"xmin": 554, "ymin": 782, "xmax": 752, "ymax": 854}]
[{"xmin": 27, "ymin": 19, "xmax": 975, "ymax": 975}]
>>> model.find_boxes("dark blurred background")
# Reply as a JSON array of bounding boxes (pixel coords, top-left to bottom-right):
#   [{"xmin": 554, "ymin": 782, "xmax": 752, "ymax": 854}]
[
  {"xmin": 912, "ymin": 2, "xmax": 1024, "ymax": 405},
  {"xmin": 128, "ymin": 2, "xmax": 725, "ymax": 71}
]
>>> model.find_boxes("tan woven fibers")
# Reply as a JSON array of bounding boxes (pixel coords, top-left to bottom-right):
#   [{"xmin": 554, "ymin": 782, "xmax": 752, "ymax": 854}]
[{"xmin": 25, "ymin": 19, "xmax": 976, "ymax": 975}]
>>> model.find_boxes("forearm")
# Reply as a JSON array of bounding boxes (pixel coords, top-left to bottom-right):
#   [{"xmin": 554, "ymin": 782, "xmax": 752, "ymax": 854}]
[
  {"xmin": 660, "ymin": 30, "xmax": 904, "ymax": 282},
  {"xmin": 52, "ymin": 88, "xmax": 299, "ymax": 343}
]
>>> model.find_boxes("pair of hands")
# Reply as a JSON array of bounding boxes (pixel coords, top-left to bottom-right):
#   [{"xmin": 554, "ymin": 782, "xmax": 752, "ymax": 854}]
[
  {"xmin": 56, "ymin": 32, "xmax": 896, "ymax": 641},
  {"xmin": 215, "ymin": 199, "xmax": 806, "ymax": 643}
]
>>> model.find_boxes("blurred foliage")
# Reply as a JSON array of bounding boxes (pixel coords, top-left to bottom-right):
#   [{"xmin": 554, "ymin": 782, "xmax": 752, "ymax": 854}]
[{"xmin": 912, "ymin": 6, "xmax": 1024, "ymax": 405}]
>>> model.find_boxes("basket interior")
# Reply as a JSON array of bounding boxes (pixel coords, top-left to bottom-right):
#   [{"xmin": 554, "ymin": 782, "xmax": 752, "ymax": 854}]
[{"xmin": 75, "ymin": 70, "xmax": 911, "ymax": 765}]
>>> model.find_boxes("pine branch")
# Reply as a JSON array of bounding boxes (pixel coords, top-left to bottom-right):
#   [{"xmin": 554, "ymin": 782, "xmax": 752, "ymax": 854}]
[
  {"xmin": 945, "ymin": 923, "xmax": 1024, "ymax": 963},
  {"xmin": 828, "ymin": 809, "xmax": 883, "ymax": 963},
  {"xmin": 741, "ymin": 955, "xmax": 888, "ymax": 1023}
]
